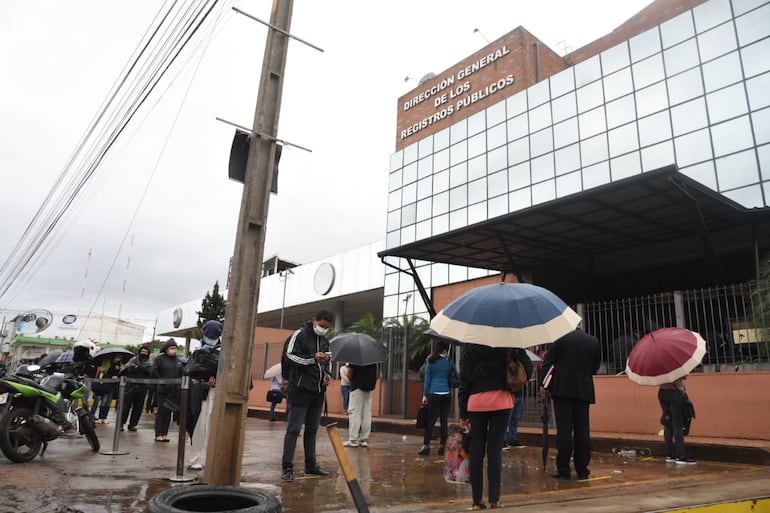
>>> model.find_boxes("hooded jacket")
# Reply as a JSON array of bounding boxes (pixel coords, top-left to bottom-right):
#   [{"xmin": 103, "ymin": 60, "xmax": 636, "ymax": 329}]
[
  {"xmin": 285, "ymin": 320, "xmax": 331, "ymax": 394},
  {"xmin": 120, "ymin": 352, "xmax": 153, "ymax": 392},
  {"xmin": 152, "ymin": 339, "xmax": 184, "ymax": 395}
]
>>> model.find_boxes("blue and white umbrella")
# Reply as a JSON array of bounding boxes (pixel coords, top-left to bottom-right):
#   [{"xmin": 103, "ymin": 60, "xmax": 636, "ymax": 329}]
[{"xmin": 429, "ymin": 283, "xmax": 582, "ymax": 348}]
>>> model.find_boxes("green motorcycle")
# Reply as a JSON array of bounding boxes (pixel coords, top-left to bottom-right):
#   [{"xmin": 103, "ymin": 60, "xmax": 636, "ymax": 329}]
[{"xmin": 0, "ymin": 364, "xmax": 99, "ymax": 462}]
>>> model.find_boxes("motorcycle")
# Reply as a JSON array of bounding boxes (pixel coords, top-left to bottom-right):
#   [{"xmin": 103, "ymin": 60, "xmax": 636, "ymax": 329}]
[{"xmin": 0, "ymin": 364, "xmax": 100, "ymax": 462}]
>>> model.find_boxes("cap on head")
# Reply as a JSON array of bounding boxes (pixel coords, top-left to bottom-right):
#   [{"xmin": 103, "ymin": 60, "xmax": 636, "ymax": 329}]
[{"xmin": 202, "ymin": 320, "xmax": 224, "ymax": 345}]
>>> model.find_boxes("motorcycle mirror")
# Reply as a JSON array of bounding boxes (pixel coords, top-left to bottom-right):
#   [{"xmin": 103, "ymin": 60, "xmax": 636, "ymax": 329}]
[{"xmin": 26, "ymin": 364, "xmax": 41, "ymax": 372}]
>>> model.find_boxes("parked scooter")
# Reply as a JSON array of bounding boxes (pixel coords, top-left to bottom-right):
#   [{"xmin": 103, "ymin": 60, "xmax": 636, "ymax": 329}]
[{"xmin": 0, "ymin": 363, "xmax": 99, "ymax": 462}]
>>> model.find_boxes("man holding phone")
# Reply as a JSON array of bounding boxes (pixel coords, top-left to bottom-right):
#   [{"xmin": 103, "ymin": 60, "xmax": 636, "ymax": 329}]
[{"xmin": 280, "ymin": 308, "xmax": 334, "ymax": 482}]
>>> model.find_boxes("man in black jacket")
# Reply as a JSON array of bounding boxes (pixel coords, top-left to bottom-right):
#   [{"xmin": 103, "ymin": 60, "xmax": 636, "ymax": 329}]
[
  {"xmin": 119, "ymin": 343, "xmax": 152, "ymax": 431},
  {"xmin": 541, "ymin": 328, "xmax": 600, "ymax": 480},
  {"xmin": 151, "ymin": 338, "xmax": 184, "ymax": 442},
  {"xmin": 280, "ymin": 309, "xmax": 334, "ymax": 482}
]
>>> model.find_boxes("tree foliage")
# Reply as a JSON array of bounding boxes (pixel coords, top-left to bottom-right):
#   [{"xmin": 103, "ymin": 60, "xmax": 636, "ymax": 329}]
[{"xmin": 196, "ymin": 281, "xmax": 226, "ymax": 337}]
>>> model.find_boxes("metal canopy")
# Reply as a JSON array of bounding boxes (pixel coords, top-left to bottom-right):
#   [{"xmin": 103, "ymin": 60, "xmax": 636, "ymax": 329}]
[{"xmin": 378, "ymin": 166, "xmax": 770, "ymax": 281}]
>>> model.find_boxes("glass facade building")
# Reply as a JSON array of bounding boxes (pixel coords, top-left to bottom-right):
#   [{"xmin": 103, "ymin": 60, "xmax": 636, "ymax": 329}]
[{"xmin": 384, "ymin": 0, "xmax": 770, "ymax": 320}]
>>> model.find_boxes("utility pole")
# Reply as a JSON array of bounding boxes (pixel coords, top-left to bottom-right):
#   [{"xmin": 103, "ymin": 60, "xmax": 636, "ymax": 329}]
[{"xmin": 203, "ymin": 0, "xmax": 294, "ymax": 485}]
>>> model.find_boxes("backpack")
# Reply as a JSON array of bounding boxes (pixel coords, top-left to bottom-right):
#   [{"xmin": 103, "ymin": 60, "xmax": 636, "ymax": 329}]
[
  {"xmin": 184, "ymin": 347, "xmax": 218, "ymax": 381},
  {"xmin": 506, "ymin": 352, "xmax": 528, "ymax": 393},
  {"xmin": 280, "ymin": 329, "xmax": 301, "ymax": 381}
]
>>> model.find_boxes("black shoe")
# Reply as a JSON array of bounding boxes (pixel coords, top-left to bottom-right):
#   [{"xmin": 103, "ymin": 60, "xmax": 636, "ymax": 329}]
[
  {"xmin": 577, "ymin": 471, "xmax": 590, "ymax": 480},
  {"xmin": 127, "ymin": 425, "xmax": 137, "ymax": 432},
  {"xmin": 550, "ymin": 472, "xmax": 570, "ymax": 480},
  {"xmin": 418, "ymin": 445, "xmax": 430, "ymax": 456},
  {"xmin": 305, "ymin": 467, "xmax": 330, "ymax": 476},
  {"xmin": 438, "ymin": 445, "xmax": 445, "ymax": 456},
  {"xmin": 281, "ymin": 468, "xmax": 294, "ymax": 481}
]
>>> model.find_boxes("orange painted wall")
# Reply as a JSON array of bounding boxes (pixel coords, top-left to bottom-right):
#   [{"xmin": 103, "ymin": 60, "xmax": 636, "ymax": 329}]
[{"xmin": 593, "ymin": 373, "xmax": 770, "ymax": 441}]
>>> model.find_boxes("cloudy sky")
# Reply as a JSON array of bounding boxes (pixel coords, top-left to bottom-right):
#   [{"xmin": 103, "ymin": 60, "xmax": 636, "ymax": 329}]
[{"xmin": 0, "ymin": 0, "xmax": 652, "ymax": 339}]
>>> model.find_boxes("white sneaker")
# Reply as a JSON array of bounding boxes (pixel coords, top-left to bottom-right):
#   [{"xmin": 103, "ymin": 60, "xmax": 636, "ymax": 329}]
[
  {"xmin": 359, "ymin": 441, "xmax": 368, "ymax": 447},
  {"xmin": 342, "ymin": 441, "xmax": 359, "ymax": 447},
  {"xmin": 188, "ymin": 463, "xmax": 203, "ymax": 470}
]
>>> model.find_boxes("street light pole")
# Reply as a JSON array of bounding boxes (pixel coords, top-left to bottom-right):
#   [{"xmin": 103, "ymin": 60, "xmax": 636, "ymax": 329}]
[
  {"xmin": 279, "ymin": 268, "xmax": 294, "ymax": 329},
  {"xmin": 203, "ymin": 0, "xmax": 294, "ymax": 486}
]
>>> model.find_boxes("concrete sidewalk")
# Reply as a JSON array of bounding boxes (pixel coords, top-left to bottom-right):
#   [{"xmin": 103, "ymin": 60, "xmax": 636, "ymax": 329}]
[{"xmin": 250, "ymin": 407, "xmax": 770, "ymax": 466}]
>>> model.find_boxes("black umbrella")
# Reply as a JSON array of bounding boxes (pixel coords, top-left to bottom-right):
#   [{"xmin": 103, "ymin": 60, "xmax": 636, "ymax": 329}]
[
  {"xmin": 329, "ymin": 333, "xmax": 388, "ymax": 366},
  {"xmin": 93, "ymin": 347, "xmax": 134, "ymax": 365},
  {"xmin": 37, "ymin": 351, "xmax": 63, "ymax": 368}
]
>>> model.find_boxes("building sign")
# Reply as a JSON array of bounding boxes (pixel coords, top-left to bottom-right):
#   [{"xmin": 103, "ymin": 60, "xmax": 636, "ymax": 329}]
[{"xmin": 399, "ymin": 45, "xmax": 515, "ymax": 142}]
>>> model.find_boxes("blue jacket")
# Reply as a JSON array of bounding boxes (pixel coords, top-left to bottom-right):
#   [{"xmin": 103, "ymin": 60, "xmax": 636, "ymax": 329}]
[{"xmin": 423, "ymin": 356, "xmax": 454, "ymax": 396}]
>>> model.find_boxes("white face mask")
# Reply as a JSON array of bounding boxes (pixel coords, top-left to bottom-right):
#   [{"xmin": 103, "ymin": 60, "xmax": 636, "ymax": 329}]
[{"xmin": 313, "ymin": 325, "xmax": 328, "ymax": 336}]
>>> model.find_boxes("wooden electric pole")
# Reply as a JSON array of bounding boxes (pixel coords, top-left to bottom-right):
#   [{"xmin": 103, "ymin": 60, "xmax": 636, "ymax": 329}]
[{"xmin": 203, "ymin": 0, "xmax": 294, "ymax": 485}]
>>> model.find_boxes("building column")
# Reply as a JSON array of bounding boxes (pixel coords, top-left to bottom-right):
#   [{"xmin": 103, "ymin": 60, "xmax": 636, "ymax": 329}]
[{"xmin": 334, "ymin": 301, "xmax": 344, "ymax": 332}]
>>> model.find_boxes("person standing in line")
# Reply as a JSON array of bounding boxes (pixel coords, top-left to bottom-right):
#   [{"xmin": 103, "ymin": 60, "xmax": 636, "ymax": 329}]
[
  {"xmin": 151, "ymin": 338, "xmax": 184, "ymax": 442},
  {"xmin": 339, "ymin": 362, "xmax": 351, "ymax": 413},
  {"xmin": 187, "ymin": 319, "xmax": 223, "ymax": 470},
  {"xmin": 119, "ymin": 344, "xmax": 153, "ymax": 431},
  {"xmin": 280, "ymin": 309, "xmax": 334, "ymax": 482},
  {"xmin": 342, "ymin": 363, "xmax": 378, "ymax": 448},
  {"xmin": 541, "ymin": 328, "xmax": 601, "ymax": 480},
  {"xmin": 504, "ymin": 348, "xmax": 534, "ymax": 449},
  {"xmin": 268, "ymin": 374, "xmax": 283, "ymax": 421},
  {"xmin": 458, "ymin": 343, "xmax": 512, "ymax": 510},
  {"xmin": 418, "ymin": 340, "xmax": 454, "ymax": 456},
  {"xmin": 91, "ymin": 355, "xmax": 123, "ymax": 424},
  {"xmin": 659, "ymin": 376, "xmax": 696, "ymax": 464}
]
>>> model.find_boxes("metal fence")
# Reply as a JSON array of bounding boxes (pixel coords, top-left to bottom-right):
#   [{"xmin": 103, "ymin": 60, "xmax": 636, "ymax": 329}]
[
  {"xmin": 254, "ymin": 279, "xmax": 769, "ymax": 421},
  {"xmin": 581, "ymin": 279, "xmax": 770, "ymax": 374}
]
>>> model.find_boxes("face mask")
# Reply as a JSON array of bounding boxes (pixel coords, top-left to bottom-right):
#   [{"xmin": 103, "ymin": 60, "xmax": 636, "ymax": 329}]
[
  {"xmin": 313, "ymin": 325, "xmax": 328, "ymax": 336},
  {"xmin": 139, "ymin": 353, "xmax": 149, "ymax": 360}
]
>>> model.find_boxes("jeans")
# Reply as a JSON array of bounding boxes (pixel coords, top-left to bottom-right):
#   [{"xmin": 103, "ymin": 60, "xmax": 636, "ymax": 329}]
[
  {"xmin": 505, "ymin": 390, "xmax": 525, "ymax": 444},
  {"xmin": 423, "ymin": 393, "xmax": 451, "ymax": 446},
  {"xmin": 340, "ymin": 384, "xmax": 350, "ymax": 412},
  {"xmin": 468, "ymin": 408, "xmax": 510, "ymax": 506},
  {"xmin": 91, "ymin": 390, "xmax": 113, "ymax": 420},
  {"xmin": 282, "ymin": 389, "xmax": 325, "ymax": 470}
]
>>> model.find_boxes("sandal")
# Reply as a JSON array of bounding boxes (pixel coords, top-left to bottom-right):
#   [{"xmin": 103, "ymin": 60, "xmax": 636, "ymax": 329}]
[
  {"xmin": 489, "ymin": 503, "xmax": 504, "ymax": 509},
  {"xmin": 155, "ymin": 436, "xmax": 170, "ymax": 442},
  {"xmin": 471, "ymin": 504, "xmax": 487, "ymax": 510}
]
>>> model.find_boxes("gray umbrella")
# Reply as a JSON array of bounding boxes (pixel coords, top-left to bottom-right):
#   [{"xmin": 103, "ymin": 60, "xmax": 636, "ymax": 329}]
[{"xmin": 329, "ymin": 333, "xmax": 388, "ymax": 366}]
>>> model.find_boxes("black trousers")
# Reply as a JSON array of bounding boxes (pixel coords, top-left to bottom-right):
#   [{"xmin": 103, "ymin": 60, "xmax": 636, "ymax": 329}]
[
  {"xmin": 552, "ymin": 397, "xmax": 591, "ymax": 476},
  {"xmin": 423, "ymin": 393, "xmax": 451, "ymax": 446},
  {"xmin": 120, "ymin": 386, "xmax": 147, "ymax": 428},
  {"xmin": 658, "ymin": 388, "xmax": 686, "ymax": 459}
]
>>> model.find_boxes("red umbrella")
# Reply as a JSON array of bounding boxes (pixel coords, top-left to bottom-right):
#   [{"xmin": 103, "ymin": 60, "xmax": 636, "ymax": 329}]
[{"xmin": 625, "ymin": 328, "xmax": 706, "ymax": 386}]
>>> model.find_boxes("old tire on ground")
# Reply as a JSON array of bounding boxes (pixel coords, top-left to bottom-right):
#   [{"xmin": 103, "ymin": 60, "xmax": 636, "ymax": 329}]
[{"xmin": 147, "ymin": 485, "xmax": 281, "ymax": 513}]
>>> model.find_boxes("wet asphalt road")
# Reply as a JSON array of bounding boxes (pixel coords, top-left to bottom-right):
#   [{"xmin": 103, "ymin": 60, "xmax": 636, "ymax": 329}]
[{"xmin": 1, "ymin": 411, "xmax": 769, "ymax": 513}]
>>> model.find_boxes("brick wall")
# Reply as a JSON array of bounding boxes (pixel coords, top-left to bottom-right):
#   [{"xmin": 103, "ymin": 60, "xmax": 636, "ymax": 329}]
[{"xmin": 395, "ymin": 27, "xmax": 568, "ymax": 151}]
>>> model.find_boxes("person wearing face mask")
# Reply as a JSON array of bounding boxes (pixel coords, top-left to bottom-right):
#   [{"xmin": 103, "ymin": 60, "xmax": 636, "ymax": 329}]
[
  {"xmin": 280, "ymin": 308, "xmax": 334, "ymax": 482},
  {"xmin": 152, "ymin": 338, "xmax": 184, "ymax": 442},
  {"xmin": 119, "ymin": 343, "xmax": 153, "ymax": 432}
]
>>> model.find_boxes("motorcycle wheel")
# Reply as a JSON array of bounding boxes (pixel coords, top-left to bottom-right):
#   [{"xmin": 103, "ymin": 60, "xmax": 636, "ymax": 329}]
[
  {"xmin": 79, "ymin": 413, "xmax": 100, "ymax": 452},
  {"xmin": 0, "ymin": 408, "xmax": 43, "ymax": 463}
]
